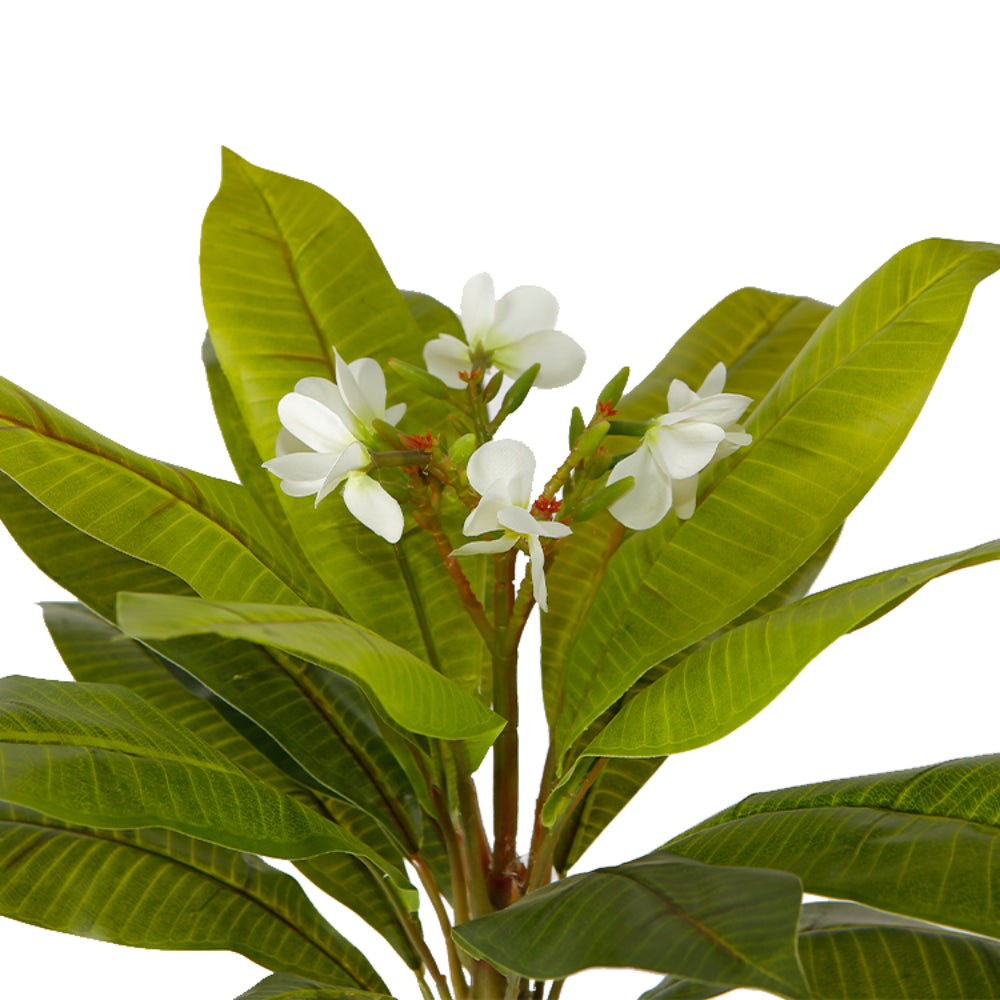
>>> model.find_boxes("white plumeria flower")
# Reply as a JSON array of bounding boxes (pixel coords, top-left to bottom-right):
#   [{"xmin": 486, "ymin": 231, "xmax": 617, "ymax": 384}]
[
  {"xmin": 451, "ymin": 439, "xmax": 572, "ymax": 612},
  {"xmin": 262, "ymin": 352, "xmax": 407, "ymax": 543},
  {"xmin": 608, "ymin": 363, "xmax": 752, "ymax": 530},
  {"xmin": 423, "ymin": 273, "xmax": 586, "ymax": 390}
]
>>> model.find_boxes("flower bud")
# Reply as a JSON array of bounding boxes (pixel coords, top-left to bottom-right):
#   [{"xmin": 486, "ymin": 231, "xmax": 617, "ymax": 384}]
[
  {"xmin": 497, "ymin": 363, "xmax": 541, "ymax": 419},
  {"xmin": 598, "ymin": 366, "xmax": 629, "ymax": 408},
  {"xmin": 571, "ymin": 420, "xmax": 610, "ymax": 461},
  {"xmin": 571, "ymin": 476, "xmax": 635, "ymax": 522},
  {"xmin": 568, "ymin": 406, "xmax": 585, "ymax": 448},
  {"xmin": 448, "ymin": 433, "xmax": 478, "ymax": 466},
  {"xmin": 387, "ymin": 357, "xmax": 452, "ymax": 399}
]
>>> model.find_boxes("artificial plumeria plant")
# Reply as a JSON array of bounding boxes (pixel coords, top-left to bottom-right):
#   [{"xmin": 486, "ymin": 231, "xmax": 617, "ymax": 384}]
[{"xmin": 1, "ymin": 149, "xmax": 1000, "ymax": 1000}]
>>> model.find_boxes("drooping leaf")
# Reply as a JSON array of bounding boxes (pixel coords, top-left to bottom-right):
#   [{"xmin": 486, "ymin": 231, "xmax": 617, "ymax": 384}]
[
  {"xmin": 542, "ymin": 289, "xmax": 833, "ymax": 728},
  {"xmin": 666, "ymin": 754, "xmax": 1000, "ymax": 941},
  {"xmin": 553, "ymin": 239, "xmax": 1000, "ymax": 763},
  {"xmin": 42, "ymin": 602, "xmax": 422, "ymax": 965},
  {"xmin": 0, "ymin": 674, "xmax": 413, "ymax": 898},
  {"xmin": 117, "ymin": 593, "xmax": 503, "ymax": 750},
  {"xmin": 453, "ymin": 852, "xmax": 808, "ymax": 996},
  {"xmin": 235, "ymin": 973, "xmax": 394, "ymax": 999},
  {"xmin": 0, "ymin": 802, "xmax": 385, "ymax": 992},
  {"xmin": 585, "ymin": 538, "xmax": 1000, "ymax": 758},
  {"xmin": 200, "ymin": 150, "xmax": 488, "ymax": 695},
  {"xmin": 0, "ymin": 378, "xmax": 324, "ymax": 608}
]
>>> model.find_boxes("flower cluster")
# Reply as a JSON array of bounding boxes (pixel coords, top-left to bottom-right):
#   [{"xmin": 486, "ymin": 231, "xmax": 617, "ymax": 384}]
[
  {"xmin": 607, "ymin": 363, "xmax": 752, "ymax": 529},
  {"xmin": 263, "ymin": 275, "xmax": 752, "ymax": 615}
]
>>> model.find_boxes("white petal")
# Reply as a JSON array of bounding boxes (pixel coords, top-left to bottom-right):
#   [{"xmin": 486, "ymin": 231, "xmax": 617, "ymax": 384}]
[
  {"xmin": 672, "ymin": 475, "xmax": 699, "ymax": 520},
  {"xmin": 667, "ymin": 378, "xmax": 698, "ymax": 412},
  {"xmin": 492, "ymin": 330, "xmax": 586, "ymax": 389},
  {"xmin": 497, "ymin": 505, "xmax": 543, "ymax": 536},
  {"xmin": 607, "ymin": 447, "xmax": 673, "ymax": 530},
  {"xmin": 275, "ymin": 427, "xmax": 309, "ymax": 457},
  {"xmin": 466, "ymin": 439, "xmax": 536, "ymax": 501},
  {"xmin": 460, "ymin": 273, "xmax": 496, "ymax": 346},
  {"xmin": 294, "ymin": 377, "xmax": 354, "ymax": 428},
  {"xmin": 341, "ymin": 472, "xmax": 404, "ymax": 543},
  {"xmin": 278, "ymin": 393, "xmax": 356, "ymax": 453},
  {"xmin": 339, "ymin": 353, "xmax": 389, "ymax": 426},
  {"xmin": 698, "ymin": 362, "xmax": 728, "ymax": 397},
  {"xmin": 423, "ymin": 334, "xmax": 473, "ymax": 389},
  {"xmin": 463, "ymin": 482, "xmax": 512, "ymax": 536},
  {"xmin": 534, "ymin": 519, "xmax": 572, "ymax": 540},
  {"xmin": 316, "ymin": 439, "xmax": 370, "ymax": 504},
  {"xmin": 263, "ymin": 451, "xmax": 337, "ymax": 483},
  {"xmin": 279, "ymin": 478, "xmax": 326, "ymax": 498},
  {"xmin": 452, "ymin": 536, "xmax": 518, "ymax": 556},
  {"xmin": 385, "ymin": 402, "xmax": 407, "ymax": 426},
  {"xmin": 653, "ymin": 422, "xmax": 725, "ymax": 479},
  {"xmin": 527, "ymin": 534, "xmax": 549, "ymax": 612},
  {"xmin": 492, "ymin": 285, "xmax": 559, "ymax": 341}
]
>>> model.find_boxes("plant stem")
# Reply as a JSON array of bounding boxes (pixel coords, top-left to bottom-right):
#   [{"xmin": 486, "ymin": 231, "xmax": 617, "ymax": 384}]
[
  {"xmin": 503, "ymin": 974, "xmax": 524, "ymax": 1000},
  {"xmin": 547, "ymin": 979, "xmax": 566, "ymax": 1000},
  {"xmin": 453, "ymin": 745, "xmax": 494, "ymax": 919},
  {"xmin": 413, "ymin": 857, "xmax": 468, "ymax": 1000},
  {"xmin": 490, "ymin": 549, "xmax": 520, "ymax": 907}
]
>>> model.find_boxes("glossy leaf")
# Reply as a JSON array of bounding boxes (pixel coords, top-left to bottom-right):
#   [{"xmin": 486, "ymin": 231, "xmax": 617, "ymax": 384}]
[
  {"xmin": 0, "ymin": 377, "xmax": 320, "ymax": 607},
  {"xmin": 453, "ymin": 852, "xmax": 808, "ymax": 996},
  {"xmin": 643, "ymin": 902, "xmax": 1000, "ymax": 999},
  {"xmin": 0, "ymin": 802, "xmax": 385, "ymax": 991},
  {"xmin": 236, "ymin": 973, "xmax": 394, "ymax": 999},
  {"xmin": 585, "ymin": 538, "xmax": 1000, "ymax": 758},
  {"xmin": 0, "ymin": 675, "xmax": 412, "ymax": 895},
  {"xmin": 542, "ymin": 289, "xmax": 833, "ymax": 727},
  {"xmin": 553, "ymin": 239, "xmax": 1000, "ymax": 762},
  {"xmin": 666, "ymin": 754, "xmax": 1000, "ymax": 941},
  {"xmin": 42, "ymin": 602, "xmax": 421, "ymax": 966},
  {"xmin": 200, "ymin": 150, "xmax": 488, "ymax": 696},
  {"xmin": 117, "ymin": 593, "xmax": 503, "ymax": 747}
]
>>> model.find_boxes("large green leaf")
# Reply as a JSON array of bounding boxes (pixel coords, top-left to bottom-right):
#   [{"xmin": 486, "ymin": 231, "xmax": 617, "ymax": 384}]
[
  {"xmin": 666, "ymin": 754, "xmax": 1000, "ymax": 941},
  {"xmin": 542, "ymin": 289, "xmax": 832, "ymax": 727},
  {"xmin": 642, "ymin": 902, "xmax": 1000, "ymax": 999},
  {"xmin": 453, "ymin": 852, "xmax": 808, "ymax": 996},
  {"xmin": 553, "ymin": 239, "xmax": 1000, "ymax": 762},
  {"xmin": 0, "ymin": 675, "xmax": 412, "ymax": 896},
  {"xmin": 117, "ymin": 593, "xmax": 502, "ymax": 748},
  {"xmin": 0, "ymin": 802, "xmax": 385, "ymax": 991},
  {"xmin": 200, "ymin": 150, "xmax": 488, "ymax": 695},
  {"xmin": 585, "ymin": 538, "xmax": 1000, "ymax": 758},
  {"xmin": 0, "ymin": 377, "xmax": 321, "ymax": 607},
  {"xmin": 236, "ymin": 973, "xmax": 394, "ymax": 999},
  {"xmin": 42, "ymin": 602, "xmax": 421, "ymax": 966}
]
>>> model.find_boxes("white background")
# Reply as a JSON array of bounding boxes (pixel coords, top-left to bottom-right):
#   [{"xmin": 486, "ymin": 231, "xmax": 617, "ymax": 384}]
[{"xmin": 3, "ymin": 3, "xmax": 1000, "ymax": 998}]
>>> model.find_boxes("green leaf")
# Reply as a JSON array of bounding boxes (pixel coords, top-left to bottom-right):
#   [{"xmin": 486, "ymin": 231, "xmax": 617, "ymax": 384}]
[
  {"xmin": 542, "ymin": 289, "xmax": 833, "ymax": 728},
  {"xmin": 584, "ymin": 538, "xmax": 1000, "ymax": 758},
  {"xmin": 117, "ymin": 593, "xmax": 503, "ymax": 749},
  {"xmin": 553, "ymin": 238, "xmax": 1000, "ymax": 763},
  {"xmin": 0, "ymin": 471, "xmax": 195, "ymax": 621},
  {"xmin": 0, "ymin": 377, "xmax": 321, "ymax": 607},
  {"xmin": 236, "ymin": 973, "xmax": 394, "ymax": 999},
  {"xmin": 619, "ymin": 288, "xmax": 833, "ymax": 422},
  {"xmin": 666, "ymin": 754, "xmax": 1000, "ymax": 941},
  {"xmin": 0, "ymin": 802, "xmax": 386, "ymax": 992},
  {"xmin": 453, "ymin": 852, "xmax": 809, "ymax": 996},
  {"xmin": 42, "ymin": 602, "xmax": 422, "ymax": 966},
  {"xmin": 0, "ymin": 675, "xmax": 413, "ymax": 898},
  {"xmin": 200, "ymin": 150, "xmax": 488, "ymax": 698}
]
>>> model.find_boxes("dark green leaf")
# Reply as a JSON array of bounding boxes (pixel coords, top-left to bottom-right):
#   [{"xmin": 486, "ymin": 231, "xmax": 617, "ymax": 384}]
[
  {"xmin": 235, "ymin": 973, "xmax": 394, "ymax": 999},
  {"xmin": 453, "ymin": 852, "xmax": 808, "ymax": 996},
  {"xmin": 553, "ymin": 239, "xmax": 1000, "ymax": 763},
  {"xmin": 0, "ymin": 802, "xmax": 385, "ymax": 991},
  {"xmin": 666, "ymin": 754, "xmax": 1000, "ymax": 941},
  {"xmin": 0, "ymin": 675, "xmax": 412, "ymax": 896}
]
